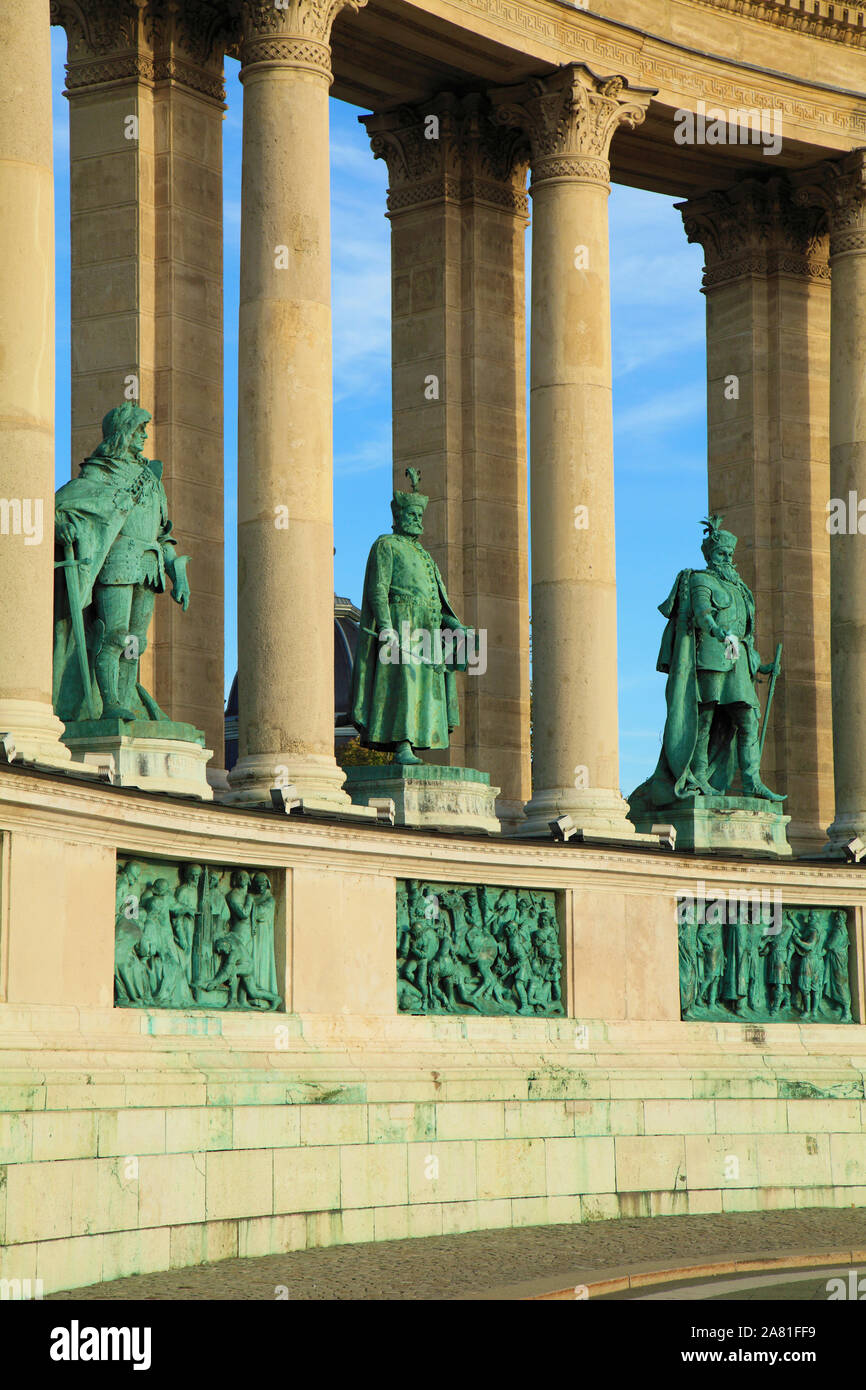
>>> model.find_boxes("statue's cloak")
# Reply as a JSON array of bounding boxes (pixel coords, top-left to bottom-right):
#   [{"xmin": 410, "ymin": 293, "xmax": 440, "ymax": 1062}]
[
  {"xmin": 351, "ymin": 532, "xmax": 462, "ymax": 751},
  {"xmin": 53, "ymin": 454, "xmax": 170, "ymax": 722},
  {"xmin": 628, "ymin": 569, "xmax": 737, "ymax": 812}
]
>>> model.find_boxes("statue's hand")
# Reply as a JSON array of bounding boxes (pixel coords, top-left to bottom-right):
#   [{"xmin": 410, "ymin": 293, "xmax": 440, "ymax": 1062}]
[
  {"xmin": 171, "ymin": 575, "xmax": 190, "ymax": 611},
  {"xmin": 758, "ymin": 661, "xmax": 775, "ymax": 675},
  {"xmin": 723, "ymin": 632, "xmax": 740, "ymax": 662},
  {"xmin": 56, "ymin": 516, "xmax": 77, "ymax": 546}
]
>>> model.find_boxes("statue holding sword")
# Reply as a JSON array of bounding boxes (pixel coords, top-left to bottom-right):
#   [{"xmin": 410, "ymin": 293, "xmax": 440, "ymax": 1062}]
[
  {"xmin": 52, "ymin": 403, "xmax": 191, "ymax": 725},
  {"xmin": 629, "ymin": 514, "xmax": 784, "ymax": 811}
]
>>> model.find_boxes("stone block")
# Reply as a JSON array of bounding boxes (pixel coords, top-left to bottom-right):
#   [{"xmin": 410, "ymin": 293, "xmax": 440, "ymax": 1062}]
[
  {"xmin": 755, "ymin": 1133, "xmax": 832, "ymax": 1187},
  {"xmin": 299, "ymin": 1104, "xmax": 366, "ymax": 1147},
  {"xmin": 237, "ymin": 1213, "xmax": 307, "ymax": 1259},
  {"xmin": 615, "ymin": 1136, "xmax": 687, "ymax": 1192},
  {"xmin": 368, "ymin": 1101, "xmax": 436, "ymax": 1144},
  {"xmin": 138, "ymin": 1153, "xmax": 206, "ymax": 1228},
  {"xmin": 545, "ymin": 1137, "xmax": 616, "ymax": 1195},
  {"xmin": 0, "ymin": 1112, "xmax": 32, "ymax": 1163},
  {"xmin": 102, "ymin": 1226, "xmax": 171, "ymax": 1283},
  {"xmin": 164, "ymin": 1106, "xmax": 233, "ymax": 1153},
  {"xmin": 205, "ymin": 1150, "xmax": 273, "ymax": 1221},
  {"xmin": 407, "ymin": 1140, "xmax": 476, "ymax": 1204},
  {"xmin": 341, "ymin": 1143, "xmax": 408, "ymax": 1210},
  {"xmin": 96, "ymin": 1108, "xmax": 165, "ymax": 1158},
  {"xmin": 233, "ymin": 1105, "xmax": 301, "ymax": 1150},
  {"xmin": 273, "ymin": 1147, "xmax": 340, "ymax": 1214},
  {"xmin": 643, "ymin": 1100, "xmax": 716, "ymax": 1135},
  {"xmin": 713, "ymin": 1099, "xmax": 788, "ymax": 1133},
  {"xmin": 685, "ymin": 1135, "xmax": 759, "ymax": 1189},
  {"xmin": 36, "ymin": 1234, "xmax": 103, "ymax": 1296},
  {"xmin": 5, "ymin": 1159, "xmax": 75, "ymax": 1243},
  {"xmin": 511, "ymin": 1195, "xmax": 550, "ymax": 1227},
  {"xmin": 169, "ymin": 1219, "xmax": 238, "ymax": 1269},
  {"xmin": 829, "ymin": 1133, "xmax": 866, "ymax": 1186},
  {"xmin": 476, "ymin": 1138, "xmax": 546, "ymax": 1200},
  {"xmin": 504, "ymin": 1100, "xmax": 573, "ymax": 1139}
]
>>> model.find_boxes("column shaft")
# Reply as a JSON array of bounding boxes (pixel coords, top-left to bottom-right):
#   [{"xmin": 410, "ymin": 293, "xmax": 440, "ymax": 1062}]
[
  {"xmin": 0, "ymin": 0, "xmax": 69, "ymax": 763},
  {"xmin": 492, "ymin": 65, "xmax": 653, "ymax": 834},
  {"xmin": 229, "ymin": 10, "xmax": 362, "ymax": 807}
]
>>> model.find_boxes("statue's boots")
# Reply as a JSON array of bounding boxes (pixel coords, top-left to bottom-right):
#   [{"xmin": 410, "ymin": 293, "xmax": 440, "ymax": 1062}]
[
  {"xmin": 734, "ymin": 706, "xmax": 786, "ymax": 801},
  {"xmin": 394, "ymin": 740, "xmax": 422, "ymax": 766},
  {"xmin": 95, "ymin": 641, "xmax": 136, "ymax": 722},
  {"xmin": 690, "ymin": 705, "xmax": 716, "ymax": 795}
]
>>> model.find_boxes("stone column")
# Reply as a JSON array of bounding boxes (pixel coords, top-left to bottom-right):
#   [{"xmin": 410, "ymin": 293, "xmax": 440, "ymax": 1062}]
[
  {"xmin": 227, "ymin": 0, "xmax": 366, "ymax": 808},
  {"xmin": 677, "ymin": 178, "xmax": 833, "ymax": 854},
  {"xmin": 55, "ymin": 0, "xmax": 228, "ymax": 759},
  {"xmin": 0, "ymin": 0, "xmax": 70, "ymax": 765},
  {"xmin": 363, "ymin": 94, "xmax": 531, "ymax": 828},
  {"xmin": 795, "ymin": 151, "xmax": 866, "ymax": 853},
  {"xmin": 492, "ymin": 65, "xmax": 653, "ymax": 835}
]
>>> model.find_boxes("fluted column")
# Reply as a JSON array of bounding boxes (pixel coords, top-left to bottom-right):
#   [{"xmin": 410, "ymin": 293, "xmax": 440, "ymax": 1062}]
[
  {"xmin": 795, "ymin": 150, "xmax": 866, "ymax": 853},
  {"xmin": 227, "ymin": 0, "xmax": 365, "ymax": 807},
  {"xmin": 492, "ymin": 65, "xmax": 653, "ymax": 835},
  {"xmin": 362, "ymin": 94, "xmax": 531, "ymax": 827},
  {"xmin": 0, "ymin": 0, "xmax": 70, "ymax": 764},
  {"xmin": 677, "ymin": 178, "xmax": 833, "ymax": 853}
]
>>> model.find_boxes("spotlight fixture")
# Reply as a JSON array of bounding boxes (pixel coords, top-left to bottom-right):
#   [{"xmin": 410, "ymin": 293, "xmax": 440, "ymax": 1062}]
[
  {"xmin": 549, "ymin": 814, "xmax": 577, "ymax": 842},
  {"xmin": 270, "ymin": 784, "xmax": 302, "ymax": 813},
  {"xmin": 651, "ymin": 822, "xmax": 677, "ymax": 851},
  {"xmin": 844, "ymin": 836, "xmax": 866, "ymax": 864},
  {"xmin": 369, "ymin": 797, "xmax": 396, "ymax": 825}
]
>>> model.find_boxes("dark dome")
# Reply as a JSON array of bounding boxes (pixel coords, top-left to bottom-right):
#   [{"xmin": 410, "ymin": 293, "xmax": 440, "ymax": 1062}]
[{"xmin": 224, "ymin": 595, "xmax": 360, "ymax": 771}]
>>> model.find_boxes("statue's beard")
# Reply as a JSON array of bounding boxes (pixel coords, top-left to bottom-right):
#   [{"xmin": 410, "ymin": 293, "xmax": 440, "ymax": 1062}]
[{"xmin": 710, "ymin": 558, "xmax": 739, "ymax": 583}]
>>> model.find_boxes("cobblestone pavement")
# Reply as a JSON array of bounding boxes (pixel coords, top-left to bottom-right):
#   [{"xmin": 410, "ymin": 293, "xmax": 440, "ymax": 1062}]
[{"xmin": 50, "ymin": 1207, "xmax": 866, "ymax": 1300}]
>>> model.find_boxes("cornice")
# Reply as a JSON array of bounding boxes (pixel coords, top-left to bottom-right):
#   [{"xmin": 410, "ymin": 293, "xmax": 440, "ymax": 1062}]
[{"xmin": 690, "ymin": 0, "xmax": 866, "ymax": 47}]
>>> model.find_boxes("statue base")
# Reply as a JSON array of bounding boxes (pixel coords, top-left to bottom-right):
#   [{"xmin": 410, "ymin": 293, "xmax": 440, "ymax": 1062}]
[
  {"xmin": 629, "ymin": 793, "xmax": 792, "ymax": 858},
  {"xmin": 344, "ymin": 764, "xmax": 501, "ymax": 834},
  {"xmin": 63, "ymin": 720, "xmax": 213, "ymax": 801}
]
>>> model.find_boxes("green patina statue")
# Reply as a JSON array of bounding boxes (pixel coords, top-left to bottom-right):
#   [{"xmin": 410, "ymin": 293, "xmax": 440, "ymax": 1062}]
[
  {"xmin": 53, "ymin": 403, "xmax": 190, "ymax": 724},
  {"xmin": 351, "ymin": 469, "xmax": 472, "ymax": 765},
  {"xmin": 631, "ymin": 514, "xmax": 784, "ymax": 809}
]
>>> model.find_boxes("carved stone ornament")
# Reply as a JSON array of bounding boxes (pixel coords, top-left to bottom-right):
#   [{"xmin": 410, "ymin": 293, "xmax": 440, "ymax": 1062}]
[
  {"xmin": 115, "ymin": 855, "xmax": 282, "ymax": 1011},
  {"xmin": 794, "ymin": 150, "xmax": 866, "ymax": 259},
  {"xmin": 489, "ymin": 63, "xmax": 654, "ymax": 189},
  {"xmin": 363, "ymin": 92, "xmax": 529, "ymax": 216},
  {"xmin": 397, "ymin": 880, "xmax": 564, "ymax": 1017},
  {"xmin": 678, "ymin": 176, "xmax": 830, "ymax": 289}
]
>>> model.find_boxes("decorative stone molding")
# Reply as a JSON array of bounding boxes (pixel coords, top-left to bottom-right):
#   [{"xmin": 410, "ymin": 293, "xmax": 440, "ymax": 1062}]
[
  {"xmin": 692, "ymin": 0, "xmax": 866, "ymax": 47},
  {"xmin": 363, "ymin": 93, "xmax": 529, "ymax": 217},
  {"xmin": 451, "ymin": 0, "xmax": 866, "ymax": 140},
  {"xmin": 794, "ymin": 150, "xmax": 866, "ymax": 260},
  {"xmin": 677, "ymin": 176, "xmax": 830, "ymax": 288},
  {"xmin": 238, "ymin": 0, "xmax": 367, "ymax": 78},
  {"xmin": 51, "ymin": 0, "xmax": 230, "ymax": 99},
  {"xmin": 490, "ymin": 64, "xmax": 654, "ymax": 191}
]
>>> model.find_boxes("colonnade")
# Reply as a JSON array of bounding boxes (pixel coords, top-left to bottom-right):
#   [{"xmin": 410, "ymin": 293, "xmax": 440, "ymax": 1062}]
[{"xmin": 1, "ymin": 0, "xmax": 865, "ymax": 850}]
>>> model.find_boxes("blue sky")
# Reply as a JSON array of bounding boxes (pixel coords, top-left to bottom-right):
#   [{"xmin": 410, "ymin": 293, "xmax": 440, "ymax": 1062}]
[{"xmin": 50, "ymin": 34, "xmax": 708, "ymax": 795}]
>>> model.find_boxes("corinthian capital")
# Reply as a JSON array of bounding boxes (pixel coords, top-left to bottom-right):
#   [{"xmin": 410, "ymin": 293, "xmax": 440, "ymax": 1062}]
[
  {"xmin": 490, "ymin": 63, "xmax": 654, "ymax": 188},
  {"xmin": 362, "ymin": 92, "xmax": 528, "ymax": 216},
  {"xmin": 793, "ymin": 149, "xmax": 866, "ymax": 258},
  {"xmin": 240, "ymin": 0, "xmax": 367, "ymax": 78},
  {"xmin": 677, "ymin": 176, "xmax": 829, "ymax": 289}
]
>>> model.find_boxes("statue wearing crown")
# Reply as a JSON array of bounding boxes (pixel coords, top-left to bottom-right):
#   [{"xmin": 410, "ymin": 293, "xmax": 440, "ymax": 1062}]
[
  {"xmin": 351, "ymin": 470, "xmax": 472, "ymax": 765},
  {"xmin": 630, "ymin": 514, "xmax": 784, "ymax": 815}
]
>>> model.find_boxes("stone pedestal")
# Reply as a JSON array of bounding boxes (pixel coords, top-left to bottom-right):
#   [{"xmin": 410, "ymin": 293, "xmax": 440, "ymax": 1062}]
[
  {"xmin": 64, "ymin": 720, "xmax": 212, "ymax": 799},
  {"xmin": 344, "ymin": 764, "xmax": 500, "ymax": 833},
  {"xmin": 629, "ymin": 794, "xmax": 792, "ymax": 858}
]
